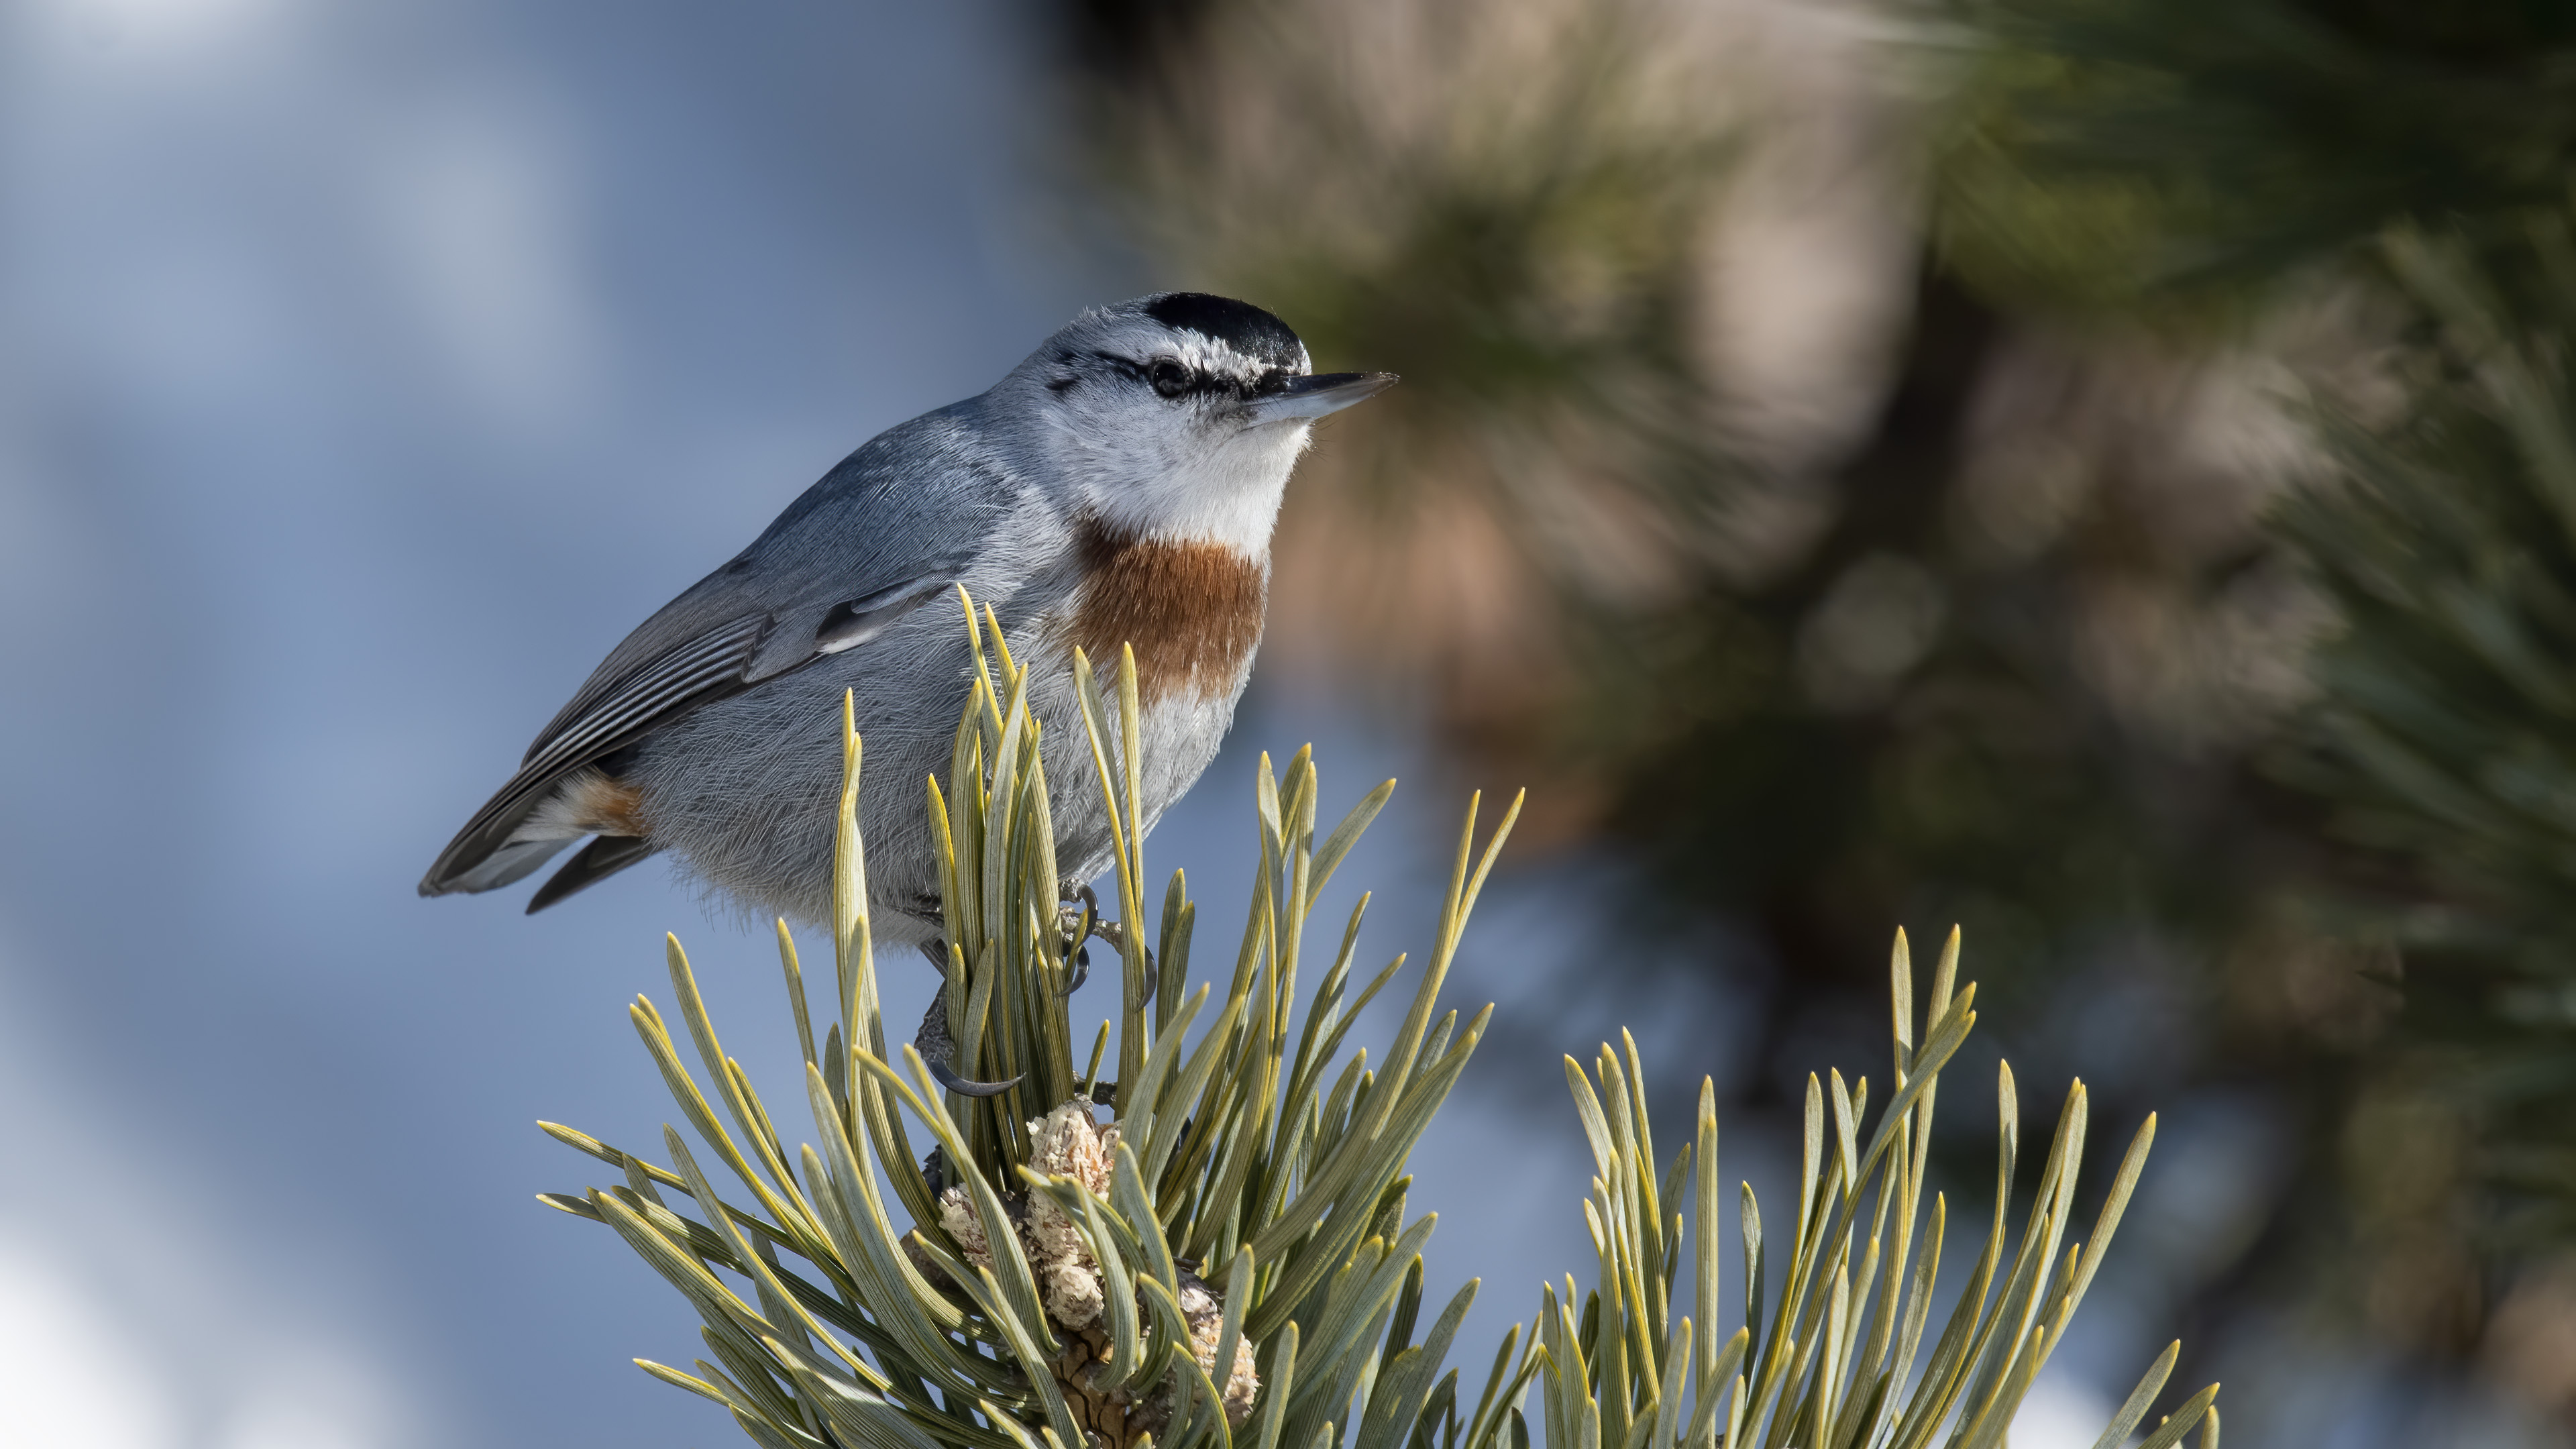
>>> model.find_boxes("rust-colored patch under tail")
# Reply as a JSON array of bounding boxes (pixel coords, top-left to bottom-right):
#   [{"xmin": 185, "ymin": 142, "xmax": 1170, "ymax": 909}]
[{"xmin": 557, "ymin": 769, "xmax": 649, "ymax": 839}]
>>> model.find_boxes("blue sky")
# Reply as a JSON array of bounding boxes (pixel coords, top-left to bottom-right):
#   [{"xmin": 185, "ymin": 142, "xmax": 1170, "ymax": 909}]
[{"xmin": 0, "ymin": 1, "xmax": 1067, "ymax": 1442}]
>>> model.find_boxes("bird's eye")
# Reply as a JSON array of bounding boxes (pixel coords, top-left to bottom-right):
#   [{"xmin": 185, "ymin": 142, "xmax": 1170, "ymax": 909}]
[{"xmin": 1147, "ymin": 360, "xmax": 1193, "ymax": 398}]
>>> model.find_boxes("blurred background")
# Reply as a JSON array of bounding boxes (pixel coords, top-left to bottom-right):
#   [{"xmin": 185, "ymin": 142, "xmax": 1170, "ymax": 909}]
[{"xmin": 7, "ymin": 0, "xmax": 2576, "ymax": 1443}]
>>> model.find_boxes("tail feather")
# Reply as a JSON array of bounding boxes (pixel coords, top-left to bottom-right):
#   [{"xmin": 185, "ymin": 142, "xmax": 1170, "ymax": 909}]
[
  {"xmin": 424, "ymin": 837, "xmax": 574, "ymax": 896},
  {"xmin": 527, "ymin": 835, "xmax": 663, "ymax": 914}
]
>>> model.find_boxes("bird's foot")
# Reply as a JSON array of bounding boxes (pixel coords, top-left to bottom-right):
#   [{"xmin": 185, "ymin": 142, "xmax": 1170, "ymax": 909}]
[
  {"xmin": 912, "ymin": 979, "xmax": 1022, "ymax": 1098},
  {"xmin": 1057, "ymin": 885, "xmax": 1158, "ymax": 1006},
  {"xmin": 1057, "ymin": 887, "xmax": 1099, "ymax": 996}
]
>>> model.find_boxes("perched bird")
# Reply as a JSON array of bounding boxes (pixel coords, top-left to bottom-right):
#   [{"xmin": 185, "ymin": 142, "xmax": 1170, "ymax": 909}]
[{"xmin": 421, "ymin": 293, "xmax": 1393, "ymax": 951}]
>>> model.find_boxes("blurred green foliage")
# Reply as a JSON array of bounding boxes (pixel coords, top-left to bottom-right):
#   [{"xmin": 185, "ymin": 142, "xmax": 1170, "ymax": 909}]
[
  {"xmin": 1940, "ymin": 0, "xmax": 2576, "ymax": 308},
  {"xmin": 2276, "ymin": 224, "xmax": 2576, "ymax": 1244},
  {"xmin": 1050, "ymin": 0, "xmax": 2576, "ymax": 1424},
  {"xmin": 1943, "ymin": 0, "xmax": 2576, "ymax": 1365}
]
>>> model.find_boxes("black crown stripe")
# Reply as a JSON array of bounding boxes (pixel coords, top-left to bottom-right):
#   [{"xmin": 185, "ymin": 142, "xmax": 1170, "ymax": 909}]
[{"xmin": 1140, "ymin": 292, "xmax": 1305, "ymax": 371}]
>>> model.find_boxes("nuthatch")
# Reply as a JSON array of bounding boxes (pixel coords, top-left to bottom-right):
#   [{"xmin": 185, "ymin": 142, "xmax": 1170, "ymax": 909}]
[{"xmin": 423, "ymin": 293, "xmax": 1393, "ymax": 957}]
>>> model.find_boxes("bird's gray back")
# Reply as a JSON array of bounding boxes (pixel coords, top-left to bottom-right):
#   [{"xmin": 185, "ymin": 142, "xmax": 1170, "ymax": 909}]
[
  {"xmin": 620, "ymin": 402, "xmax": 1109, "ymax": 934},
  {"xmin": 532, "ymin": 405, "xmax": 1016, "ymax": 752}
]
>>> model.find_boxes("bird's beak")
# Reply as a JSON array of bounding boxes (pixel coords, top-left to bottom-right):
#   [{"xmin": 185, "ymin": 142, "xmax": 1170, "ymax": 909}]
[{"xmin": 1247, "ymin": 371, "xmax": 1399, "ymax": 424}]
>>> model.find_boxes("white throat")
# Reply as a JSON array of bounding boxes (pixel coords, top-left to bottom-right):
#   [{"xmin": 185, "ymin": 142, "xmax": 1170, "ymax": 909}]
[{"xmin": 1066, "ymin": 416, "xmax": 1313, "ymax": 551}]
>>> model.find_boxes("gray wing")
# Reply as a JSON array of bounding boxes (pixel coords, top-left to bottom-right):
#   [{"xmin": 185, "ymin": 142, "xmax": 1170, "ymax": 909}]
[{"xmin": 419, "ymin": 409, "xmax": 1014, "ymax": 898}]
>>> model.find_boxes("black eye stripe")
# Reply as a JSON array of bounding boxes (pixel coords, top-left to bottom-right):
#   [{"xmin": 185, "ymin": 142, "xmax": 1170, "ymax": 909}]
[{"xmin": 1089, "ymin": 350, "xmax": 1274, "ymax": 401}]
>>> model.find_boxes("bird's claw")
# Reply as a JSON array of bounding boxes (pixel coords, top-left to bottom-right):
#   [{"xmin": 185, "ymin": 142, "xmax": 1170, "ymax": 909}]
[
  {"xmin": 913, "ymin": 980, "xmax": 1022, "ymax": 1098},
  {"xmin": 928, "ymin": 1059, "xmax": 1024, "ymax": 1097},
  {"xmin": 1057, "ymin": 886, "xmax": 1100, "ymax": 997},
  {"xmin": 1081, "ymin": 918, "xmax": 1157, "ymax": 1012},
  {"xmin": 920, "ymin": 884, "xmax": 1155, "ymax": 1017}
]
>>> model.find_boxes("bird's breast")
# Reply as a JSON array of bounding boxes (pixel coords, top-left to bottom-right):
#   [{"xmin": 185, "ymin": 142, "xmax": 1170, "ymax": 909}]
[{"xmin": 1058, "ymin": 518, "xmax": 1268, "ymax": 704}]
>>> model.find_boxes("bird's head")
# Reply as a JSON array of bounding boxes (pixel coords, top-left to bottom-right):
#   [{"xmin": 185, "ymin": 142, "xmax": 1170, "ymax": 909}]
[{"xmin": 1002, "ymin": 292, "xmax": 1395, "ymax": 550}]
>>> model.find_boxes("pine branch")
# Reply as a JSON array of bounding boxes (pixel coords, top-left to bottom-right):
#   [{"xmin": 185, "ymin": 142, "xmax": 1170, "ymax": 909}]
[{"xmin": 536, "ymin": 591, "xmax": 2218, "ymax": 1446}]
